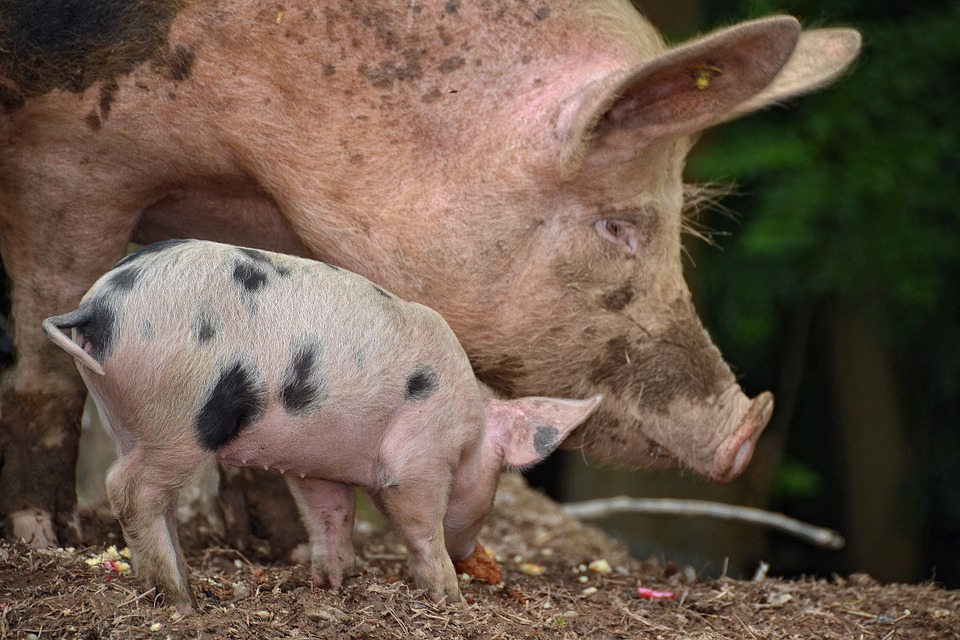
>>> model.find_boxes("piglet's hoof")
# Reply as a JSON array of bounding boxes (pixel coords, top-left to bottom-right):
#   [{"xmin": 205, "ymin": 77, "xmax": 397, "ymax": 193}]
[
  {"xmin": 152, "ymin": 587, "xmax": 196, "ymax": 614},
  {"xmin": 453, "ymin": 543, "xmax": 502, "ymax": 585}
]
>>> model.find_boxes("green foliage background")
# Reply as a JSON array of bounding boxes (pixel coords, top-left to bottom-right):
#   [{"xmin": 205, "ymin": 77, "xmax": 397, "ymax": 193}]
[
  {"xmin": 684, "ymin": 0, "xmax": 960, "ymax": 584},
  {"xmin": 694, "ymin": 0, "xmax": 959, "ymax": 343}
]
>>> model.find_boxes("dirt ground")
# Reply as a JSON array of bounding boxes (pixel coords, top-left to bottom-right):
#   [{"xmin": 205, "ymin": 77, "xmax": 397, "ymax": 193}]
[{"xmin": 2, "ymin": 474, "xmax": 957, "ymax": 639}]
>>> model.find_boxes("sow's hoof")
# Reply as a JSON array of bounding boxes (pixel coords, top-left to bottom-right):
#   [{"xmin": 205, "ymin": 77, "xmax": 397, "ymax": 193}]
[{"xmin": 453, "ymin": 543, "xmax": 502, "ymax": 585}]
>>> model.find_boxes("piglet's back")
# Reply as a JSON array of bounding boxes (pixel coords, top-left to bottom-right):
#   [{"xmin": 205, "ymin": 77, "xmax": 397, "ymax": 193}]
[
  {"xmin": 99, "ymin": 239, "xmax": 462, "ymax": 372},
  {"xmin": 65, "ymin": 240, "xmax": 470, "ymax": 453}
]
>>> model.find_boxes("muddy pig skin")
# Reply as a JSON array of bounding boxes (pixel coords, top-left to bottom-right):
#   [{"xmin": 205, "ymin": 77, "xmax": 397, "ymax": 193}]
[{"xmin": 42, "ymin": 239, "xmax": 601, "ymax": 609}]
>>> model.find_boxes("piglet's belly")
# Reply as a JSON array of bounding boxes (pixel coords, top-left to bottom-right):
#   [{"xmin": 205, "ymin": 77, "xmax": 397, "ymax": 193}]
[{"xmin": 215, "ymin": 414, "xmax": 382, "ymax": 487}]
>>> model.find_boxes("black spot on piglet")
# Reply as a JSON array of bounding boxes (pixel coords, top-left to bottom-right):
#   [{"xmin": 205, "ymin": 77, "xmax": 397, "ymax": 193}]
[
  {"xmin": 237, "ymin": 247, "xmax": 292, "ymax": 277},
  {"xmin": 533, "ymin": 425, "xmax": 561, "ymax": 458},
  {"xmin": 238, "ymin": 247, "xmax": 271, "ymax": 264},
  {"xmin": 233, "ymin": 261, "xmax": 269, "ymax": 292},
  {"xmin": 280, "ymin": 339, "xmax": 327, "ymax": 415},
  {"xmin": 192, "ymin": 302, "xmax": 221, "ymax": 345},
  {"xmin": 56, "ymin": 297, "xmax": 118, "ymax": 364},
  {"xmin": 405, "ymin": 365, "xmax": 439, "ymax": 402},
  {"xmin": 195, "ymin": 360, "xmax": 266, "ymax": 451},
  {"xmin": 106, "ymin": 265, "xmax": 141, "ymax": 292}
]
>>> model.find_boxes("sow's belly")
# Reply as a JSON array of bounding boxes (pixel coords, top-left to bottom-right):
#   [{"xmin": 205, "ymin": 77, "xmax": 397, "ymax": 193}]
[
  {"xmin": 215, "ymin": 406, "xmax": 384, "ymax": 488},
  {"xmin": 134, "ymin": 183, "xmax": 312, "ymax": 257}
]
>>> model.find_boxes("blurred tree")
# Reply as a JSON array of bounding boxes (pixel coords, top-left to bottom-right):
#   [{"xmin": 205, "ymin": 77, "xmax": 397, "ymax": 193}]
[{"xmin": 687, "ymin": 0, "xmax": 960, "ymax": 584}]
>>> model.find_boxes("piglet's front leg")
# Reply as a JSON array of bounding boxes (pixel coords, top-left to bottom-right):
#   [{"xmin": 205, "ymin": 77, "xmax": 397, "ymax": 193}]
[
  {"xmin": 285, "ymin": 477, "xmax": 357, "ymax": 588},
  {"xmin": 375, "ymin": 486, "xmax": 461, "ymax": 603}
]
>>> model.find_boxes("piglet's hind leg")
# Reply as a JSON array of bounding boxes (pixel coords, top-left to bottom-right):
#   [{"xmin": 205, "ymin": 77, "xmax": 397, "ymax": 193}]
[
  {"xmin": 106, "ymin": 452, "xmax": 200, "ymax": 610},
  {"xmin": 285, "ymin": 477, "xmax": 356, "ymax": 588}
]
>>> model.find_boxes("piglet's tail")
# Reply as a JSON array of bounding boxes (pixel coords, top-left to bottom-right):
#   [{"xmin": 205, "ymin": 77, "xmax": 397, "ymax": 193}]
[{"xmin": 42, "ymin": 308, "xmax": 107, "ymax": 375}]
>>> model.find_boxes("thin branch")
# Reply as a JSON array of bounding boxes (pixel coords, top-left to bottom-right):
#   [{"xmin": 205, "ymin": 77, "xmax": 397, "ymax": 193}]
[{"xmin": 561, "ymin": 496, "xmax": 845, "ymax": 549}]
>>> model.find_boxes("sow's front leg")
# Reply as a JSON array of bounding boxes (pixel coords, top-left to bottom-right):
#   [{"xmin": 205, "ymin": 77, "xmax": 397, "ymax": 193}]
[
  {"xmin": 0, "ymin": 177, "xmax": 138, "ymax": 546},
  {"xmin": 285, "ymin": 477, "xmax": 357, "ymax": 588},
  {"xmin": 0, "ymin": 338, "xmax": 86, "ymax": 547}
]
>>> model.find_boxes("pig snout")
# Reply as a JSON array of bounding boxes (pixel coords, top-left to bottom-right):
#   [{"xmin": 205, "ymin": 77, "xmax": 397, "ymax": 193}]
[
  {"xmin": 641, "ymin": 383, "xmax": 774, "ymax": 483},
  {"xmin": 652, "ymin": 383, "xmax": 776, "ymax": 483},
  {"xmin": 710, "ymin": 389, "xmax": 774, "ymax": 483},
  {"xmin": 563, "ymin": 304, "xmax": 776, "ymax": 482},
  {"xmin": 578, "ymin": 382, "xmax": 775, "ymax": 483}
]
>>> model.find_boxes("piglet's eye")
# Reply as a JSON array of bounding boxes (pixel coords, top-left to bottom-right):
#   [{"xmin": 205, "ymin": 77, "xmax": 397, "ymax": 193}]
[{"xmin": 596, "ymin": 219, "xmax": 638, "ymax": 256}]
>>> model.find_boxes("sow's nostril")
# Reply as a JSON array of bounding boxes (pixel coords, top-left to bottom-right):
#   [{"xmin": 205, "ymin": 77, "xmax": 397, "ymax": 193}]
[{"xmin": 715, "ymin": 391, "xmax": 775, "ymax": 482}]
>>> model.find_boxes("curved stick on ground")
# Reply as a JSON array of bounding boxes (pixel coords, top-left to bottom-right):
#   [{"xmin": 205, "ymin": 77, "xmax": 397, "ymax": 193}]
[{"xmin": 561, "ymin": 497, "xmax": 845, "ymax": 550}]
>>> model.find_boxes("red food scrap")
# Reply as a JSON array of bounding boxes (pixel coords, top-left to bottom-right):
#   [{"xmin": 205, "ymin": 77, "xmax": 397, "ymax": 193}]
[{"xmin": 453, "ymin": 543, "xmax": 502, "ymax": 585}]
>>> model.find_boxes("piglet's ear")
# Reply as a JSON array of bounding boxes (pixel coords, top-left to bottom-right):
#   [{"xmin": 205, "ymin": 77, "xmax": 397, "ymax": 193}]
[
  {"xmin": 558, "ymin": 16, "xmax": 804, "ymax": 176},
  {"xmin": 486, "ymin": 395, "xmax": 602, "ymax": 469}
]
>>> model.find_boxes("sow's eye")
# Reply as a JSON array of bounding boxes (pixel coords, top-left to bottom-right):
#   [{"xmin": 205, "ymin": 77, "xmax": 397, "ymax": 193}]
[{"xmin": 596, "ymin": 219, "xmax": 638, "ymax": 255}]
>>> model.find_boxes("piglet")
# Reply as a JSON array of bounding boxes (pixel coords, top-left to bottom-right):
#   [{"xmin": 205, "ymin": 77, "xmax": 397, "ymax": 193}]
[{"xmin": 43, "ymin": 239, "xmax": 600, "ymax": 609}]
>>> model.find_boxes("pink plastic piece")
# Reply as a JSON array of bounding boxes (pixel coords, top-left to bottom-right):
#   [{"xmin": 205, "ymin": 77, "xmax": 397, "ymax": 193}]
[{"xmin": 637, "ymin": 587, "xmax": 675, "ymax": 600}]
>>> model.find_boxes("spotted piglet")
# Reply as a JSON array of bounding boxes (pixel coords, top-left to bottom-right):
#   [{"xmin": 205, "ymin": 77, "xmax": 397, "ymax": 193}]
[{"xmin": 43, "ymin": 239, "xmax": 600, "ymax": 609}]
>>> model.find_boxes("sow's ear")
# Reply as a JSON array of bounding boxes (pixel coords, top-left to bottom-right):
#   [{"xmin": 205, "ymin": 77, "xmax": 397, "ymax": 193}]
[
  {"xmin": 557, "ymin": 16, "xmax": 860, "ymax": 176},
  {"xmin": 485, "ymin": 395, "xmax": 602, "ymax": 469},
  {"xmin": 721, "ymin": 27, "xmax": 862, "ymax": 122}
]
